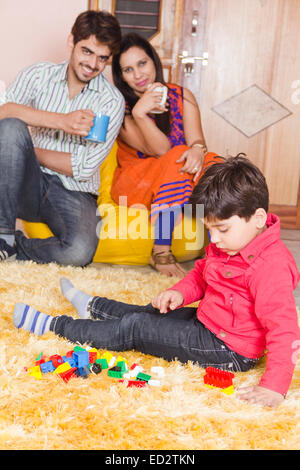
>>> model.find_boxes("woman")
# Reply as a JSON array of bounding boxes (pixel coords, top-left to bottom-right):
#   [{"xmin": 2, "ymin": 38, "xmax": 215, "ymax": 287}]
[{"xmin": 111, "ymin": 33, "xmax": 220, "ymax": 277}]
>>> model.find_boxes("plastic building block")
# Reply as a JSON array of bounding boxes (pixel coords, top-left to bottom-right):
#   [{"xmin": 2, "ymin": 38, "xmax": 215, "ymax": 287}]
[
  {"xmin": 62, "ymin": 356, "xmax": 76, "ymax": 368},
  {"xmin": 36, "ymin": 355, "xmax": 46, "ymax": 366},
  {"xmin": 90, "ymin": 363, "xmax": 102, "ymax": 375},
  {"xmin": 116, "ymin": 360, "xmax": 128, "ymax": 372},
  {"xmin": 88, "ymin": 347, "xmax": 100, "ymax": 359},
  {"xmin": 28, "ymin": 365, "xmax": 42, "ymax": 379},
  {"xmin": 74, "ymin": 346, "xmax": 86, "ymax": 352},
  {"xmin": 95, "ymin": 358, "xmax": 108, "ymax": 369},
  {"xmin": 59, "ymin": 367, "xmax": 77, "ymax": 383},
  {"xmin": 108, "ymin": 366, "xmax": 124, "ymax": 378},
  {"xmin": 40, "ymin": 361, "xmax": 55, "ymax": 373},
  {"xmin": 53, "ymin": 362, "xmax": 72, "ymax": 375},
  {"xmin": 73, "ymin": 349, "xmax": 90, "ymax": 368},
  {"xmin": 119, "ymin": 380, "xmax": 147, "ymax": 388},
  {"xmin": 66, "ymin": 350, "xmax": 74, "ymax": 358},
  {"xmin": 136, "ymin": 372, "xmax": 151, "ymax": 382},
  {"xmin": 148, "ymin": 379, "xmax": 160, "ymax": 387},
  {"xmin": 89, "ymin": 351, "xmax": 97, "ymax": 364},
  {"xmin": 203, "ymin": 367, "xmax": 235, "ymax": 395},
  {"xmin": 101, "ymin": 352, "xmax": 116, "ymax": 367},
  {"xmin": 50, "ymin": 354, "xmax": 64, "ymax": 368}
]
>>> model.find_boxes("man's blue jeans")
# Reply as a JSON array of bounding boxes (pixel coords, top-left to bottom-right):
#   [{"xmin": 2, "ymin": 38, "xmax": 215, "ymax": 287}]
[
  {"xmin": 0, "ymin": 118, "xmax": 100, "ymax": 265},
  {"xmin": 51, "ymin": 296, "xmax": 259, "ymax": 372}
]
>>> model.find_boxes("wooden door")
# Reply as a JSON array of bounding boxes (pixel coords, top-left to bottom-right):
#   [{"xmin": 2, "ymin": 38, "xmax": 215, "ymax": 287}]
[
  {"xmin": 178, "ymin": 0, "xmax": 300, "ymax": 229},
  {"xmin": 89, "ymin": 0, "xmax": 300, "ymax": 228}
]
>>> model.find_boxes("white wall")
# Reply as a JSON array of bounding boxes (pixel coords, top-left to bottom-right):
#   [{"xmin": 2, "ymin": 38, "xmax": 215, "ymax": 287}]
[{"xmin": 0, "ymin": 0, "xmax": 88, "ymax": 88}]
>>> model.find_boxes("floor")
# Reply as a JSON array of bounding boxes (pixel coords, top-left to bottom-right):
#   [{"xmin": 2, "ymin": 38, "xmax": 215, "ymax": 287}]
[{"xmin": 92, "ymin": 229, "xmax": 300, "ymax": 306}]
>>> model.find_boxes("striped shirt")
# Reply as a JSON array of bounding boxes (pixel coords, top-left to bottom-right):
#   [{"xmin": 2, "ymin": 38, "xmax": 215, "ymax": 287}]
[{"xmin": 0, "ymin": 61, "xmax": 125, "ymax": 194}]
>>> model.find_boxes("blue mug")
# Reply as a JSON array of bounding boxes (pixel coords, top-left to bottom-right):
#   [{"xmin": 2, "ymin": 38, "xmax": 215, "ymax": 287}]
[{"xmin": 86, "ymin": 113, "xmax": 110, "ymax": 143}]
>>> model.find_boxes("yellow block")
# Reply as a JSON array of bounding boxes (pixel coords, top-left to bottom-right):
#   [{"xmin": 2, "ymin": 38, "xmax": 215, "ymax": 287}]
[
  {"xmin": 53, "ymin": 362, "xmax": 72, "ymax": 375},
  {"xmin": 28, "ymin": 365, "xmax": 42, "ymax": 380},
  {"xmin": 204, "ymin": 384, "xmax": 234, "ymax": 395}
]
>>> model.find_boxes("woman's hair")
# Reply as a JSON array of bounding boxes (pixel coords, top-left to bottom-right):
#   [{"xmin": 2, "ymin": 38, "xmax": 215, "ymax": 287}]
[
  {"xmin": 112, "ymin": 33, "xmax": 171, "ymax": 135},
  {"xmin": 189, "ymin": 154, "xmax": 269, "ymax": 221},
  {"xmin": 71, "ymin": 10, "xmax": 121, "ymax": 55}
]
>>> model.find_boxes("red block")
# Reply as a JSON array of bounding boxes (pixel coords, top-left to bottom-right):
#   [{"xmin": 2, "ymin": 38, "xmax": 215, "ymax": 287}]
[
  {"xmin": 50, "ymin": 354, "xmax": 63, "ymax": 368},
  {"xmin": 89, "ymin": 351, "xmax": 97, "ymax": 364},
  {"xmin": 119, "ymin": 380, "xmax": 147, "ymax": 388},
  {"xmin": 66, "ymin": 350, "xmax": 74, "ymax": 358},
  {"xmin": 204, "ymin": 367, "xmax": 234, "ymax": 389},
  {"xmin": 59, "ymin": 367, "xmax": 78, "ymax": 383}
]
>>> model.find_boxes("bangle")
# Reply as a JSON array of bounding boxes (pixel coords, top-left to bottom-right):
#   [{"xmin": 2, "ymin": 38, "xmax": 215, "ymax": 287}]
[{"xmin": 192, "ymin": 143, "xmax": 208, "ymax": 153}]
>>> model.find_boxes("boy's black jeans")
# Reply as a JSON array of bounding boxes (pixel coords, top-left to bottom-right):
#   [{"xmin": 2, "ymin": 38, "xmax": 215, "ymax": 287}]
[{"xmin": 51, "ymin": 296, "xmax": 259, "ymax": 372}]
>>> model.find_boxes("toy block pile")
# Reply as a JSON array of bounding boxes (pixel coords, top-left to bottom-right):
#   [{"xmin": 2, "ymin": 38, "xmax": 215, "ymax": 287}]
[
  {"xmin": 25, "ymin": 347, "xmax": 165, "ymax": 387},
  {"xmin": 203, "ymin": 367, "xmax": 235, "ymax": 395}
]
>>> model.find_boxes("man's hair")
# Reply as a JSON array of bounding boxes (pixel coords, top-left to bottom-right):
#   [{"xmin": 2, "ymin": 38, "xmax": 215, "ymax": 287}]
[
  {"xmin": 71, "ymin": 10, "xmax": 121, "ymax": 55},
  {"xmin": 189, "ymin": 154, "xmax": 269, "ymax": 221}
]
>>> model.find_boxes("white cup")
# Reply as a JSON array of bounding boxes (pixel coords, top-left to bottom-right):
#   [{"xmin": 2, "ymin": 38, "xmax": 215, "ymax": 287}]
[{"xmin": 151, "ymin": 85, "xmax": 168, "ymax": 114}]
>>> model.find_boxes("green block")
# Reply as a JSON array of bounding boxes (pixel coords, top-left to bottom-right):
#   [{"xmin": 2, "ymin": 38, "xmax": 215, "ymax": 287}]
[
  {"xmin": 95, "ymin": 358, "xmax": 108, "ymax": 369},
  {"xmin": 136, "ymin": 372, "xmax": 151, "ymax": 382},
  {"xmin": 74, "ymin": 345, "xmax": 86, "ymax": 352},
  {"xmin": 108, "ymin": 370, "xmax": 124, "ymax": 378},
  {"xmin": 116, "ymin": 360, "xmax": 127, "ymax": 371}
]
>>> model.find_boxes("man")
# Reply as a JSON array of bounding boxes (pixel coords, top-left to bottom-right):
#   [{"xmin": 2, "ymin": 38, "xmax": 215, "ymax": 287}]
[{"xmin": 0, "ymin": 10, "xmax": 124, "ymax": 266}]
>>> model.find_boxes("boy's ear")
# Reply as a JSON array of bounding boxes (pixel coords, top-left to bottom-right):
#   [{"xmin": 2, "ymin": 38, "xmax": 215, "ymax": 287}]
[
  {"xmin": 254, "ymin": 208, "xmax": 267, "ymax": 228},
  {"xmin": 67, "ymin": 34, "xmax": 75, "ymax": 51}
]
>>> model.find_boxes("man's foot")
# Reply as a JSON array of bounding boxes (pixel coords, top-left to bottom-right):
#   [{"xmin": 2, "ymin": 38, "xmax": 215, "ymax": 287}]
[
  {"xmin": 0, "ymin": 238, "xmax": 16, "ymax": 261},
  {"xmin": 150, "ymin": 246, "xmax": 187, "ymax": 278},
  {"xmin": 13, "ymin": 303, "xmax": 53, "ymax": 335},
  {"xmin": 60, "ymin": 278, "xmax": 92, "ymax": 319}
]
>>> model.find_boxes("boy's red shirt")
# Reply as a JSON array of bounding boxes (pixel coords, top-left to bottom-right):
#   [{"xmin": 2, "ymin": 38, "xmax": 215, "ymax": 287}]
[{"xmin": 171, "ymin": 213, "xmax": 300, "ymax": 395}]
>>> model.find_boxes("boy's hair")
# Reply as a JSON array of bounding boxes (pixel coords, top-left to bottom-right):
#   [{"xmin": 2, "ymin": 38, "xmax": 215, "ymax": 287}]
[
  {"xmin": 71, "ymin": 10, "xmax": 121, "ymax": 55},
  {"xmin": 189, "ymin": 154, "xmax": 269, "ymax": 221}
]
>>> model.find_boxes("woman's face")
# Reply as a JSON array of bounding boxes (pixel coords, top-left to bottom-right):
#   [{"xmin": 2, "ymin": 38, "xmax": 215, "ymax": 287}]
[{"xmin": 119, "ymin": 46, "xmax": 156, "ymax": 96}]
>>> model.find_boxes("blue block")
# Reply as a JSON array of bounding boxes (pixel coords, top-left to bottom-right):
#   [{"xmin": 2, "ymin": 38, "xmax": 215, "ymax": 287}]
[
  {"xmin": 40, "ymin": 361, "xmax": 55, "ymax": 373},
  {"xmin": 62, "ymin": 356, "xmax": 76, "ymax": 368},
  {"xmin": 73, "ymin": 350, "xmax": 90, "ymax": 368}
]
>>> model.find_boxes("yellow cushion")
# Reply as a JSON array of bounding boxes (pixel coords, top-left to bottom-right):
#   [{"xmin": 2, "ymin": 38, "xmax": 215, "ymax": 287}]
[{"xmin": 22, "ymin": 143, "xmax": 207, "ymax": 264}]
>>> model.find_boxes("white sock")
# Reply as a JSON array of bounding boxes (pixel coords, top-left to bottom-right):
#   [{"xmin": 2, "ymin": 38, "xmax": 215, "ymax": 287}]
[{"xmin": 60, "ymin": 277, "xmax": 92, "ymax": 319}]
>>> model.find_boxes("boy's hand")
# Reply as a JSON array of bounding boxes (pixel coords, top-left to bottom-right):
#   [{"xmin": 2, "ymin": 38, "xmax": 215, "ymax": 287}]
[
  {"xmin": 237, "ymin": 385, "xmax": 284, "ymax": 408},
  {"xmin": 152, "ymin": 289, "xmax": 184, "ymax": 314}
]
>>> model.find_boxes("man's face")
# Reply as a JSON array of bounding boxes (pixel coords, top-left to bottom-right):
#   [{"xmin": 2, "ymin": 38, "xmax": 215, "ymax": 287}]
[{"xmin": 68, "ymin": 34, "xmax": 111, "ymax": 84}]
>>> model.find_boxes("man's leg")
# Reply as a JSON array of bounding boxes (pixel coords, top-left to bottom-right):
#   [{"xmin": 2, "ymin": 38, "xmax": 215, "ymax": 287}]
[
  {"xmin": 0, "ymin": 118, "xmax": 44, "ymax": 258},
  {"xmin": 16, "ymin": 175, "xmax": 100, "ymax": 266}
]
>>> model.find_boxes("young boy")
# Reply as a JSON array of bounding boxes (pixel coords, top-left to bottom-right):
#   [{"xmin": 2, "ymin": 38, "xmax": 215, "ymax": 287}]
[{"xmin": 13, "ymin": 155, "xmax": 300, "ymax": 408}]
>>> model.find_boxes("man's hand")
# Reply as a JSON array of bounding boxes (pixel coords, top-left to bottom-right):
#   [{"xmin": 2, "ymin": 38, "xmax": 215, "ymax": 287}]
[
  {"xmin": 152, "ymin": 289, "xmax": 184, "ymax": 314},
  {"xmin": 59, "ymin": 110, "xmax": 95, "ymax": 136},
  {"xmin": 237, "ymin": 385, "xmax": 284, "ymax": 408}
]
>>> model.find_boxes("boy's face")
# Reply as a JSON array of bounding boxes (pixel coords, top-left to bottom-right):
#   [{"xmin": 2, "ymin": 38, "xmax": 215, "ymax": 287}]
[{"xmin": 204, "ymin": 210, "xmax": 267, "ymax": 256}]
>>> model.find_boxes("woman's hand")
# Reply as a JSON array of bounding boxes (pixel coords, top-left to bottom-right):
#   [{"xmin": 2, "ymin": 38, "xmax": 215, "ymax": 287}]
[
  {"xmin": 237, "ymin": 385, "xmax": 284, "ymax": 408},
  {"xmin": 132, "ymin": 82, "xmax": 168, "ymax": 118},
  {"xmin": 152, "ymin": 289, "xmax": 184, "ymax": 314},
  {"xmin": 176, "ymin": 146, "xmax": 205, "ymax": 181}
]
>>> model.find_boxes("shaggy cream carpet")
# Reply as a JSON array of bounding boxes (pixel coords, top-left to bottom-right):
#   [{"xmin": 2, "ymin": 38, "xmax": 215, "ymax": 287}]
[{"xmin": 0, "ymin": 261, "xmax": 299, "ymax": 450}]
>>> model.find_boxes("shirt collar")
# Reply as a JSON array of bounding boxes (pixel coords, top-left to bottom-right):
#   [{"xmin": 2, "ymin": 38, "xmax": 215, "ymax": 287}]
[
  {"xmin": 239, "ymin": 213, "xmax": 281, "ymax": 264},
  {"xmin": 52, "ymin": 61, "xmax": 104, "ymax": 92},
  {"xmin": 208, "ymin": 213, "xmax": 281, "ymax": 264}
]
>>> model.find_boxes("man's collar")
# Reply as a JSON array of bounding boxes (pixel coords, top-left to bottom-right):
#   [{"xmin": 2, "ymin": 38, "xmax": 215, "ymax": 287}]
[{"xmin": 53, "ymin": 61, "xmax": 104, "ymax": 92}]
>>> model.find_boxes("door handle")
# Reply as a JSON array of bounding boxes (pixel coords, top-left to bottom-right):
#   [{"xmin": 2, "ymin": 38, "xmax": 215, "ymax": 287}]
[{"xmin": 178, "ymin": 51, "xmax": 209, "ymax": 76}]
